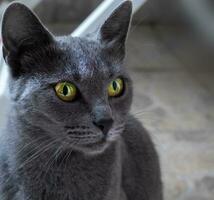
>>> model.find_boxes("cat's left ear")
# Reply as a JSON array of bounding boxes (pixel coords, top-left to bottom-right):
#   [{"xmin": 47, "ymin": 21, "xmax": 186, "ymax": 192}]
[{"xmin": 100, "ymin": 1, "xmax": 132, "ymax": 60}]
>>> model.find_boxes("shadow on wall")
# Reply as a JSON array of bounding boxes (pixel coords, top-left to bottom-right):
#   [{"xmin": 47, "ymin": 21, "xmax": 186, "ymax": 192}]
[
  {"xmin": 34, "ymin": 0, "xmax": 188, "ymax": 25},
  {"xmin": 35, "ymin": 0, "xmax": 102, "ymax": 24},
  {"xmin": 34, "ymin": 0, "xmax": 214, "ymax": 49}
]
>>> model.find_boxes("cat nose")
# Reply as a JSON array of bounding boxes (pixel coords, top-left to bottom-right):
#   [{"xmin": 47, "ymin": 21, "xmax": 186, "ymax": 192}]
[{"xmin": 93, "ymin": 117, "xmax": 113, "ymax": 135}]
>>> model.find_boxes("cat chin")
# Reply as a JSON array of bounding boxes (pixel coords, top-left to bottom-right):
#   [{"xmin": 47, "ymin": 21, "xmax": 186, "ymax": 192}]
[
  {"xmin": 72, "ymin": 143, "xmax": 109, "ymax": 156},
  {"xmin": 65, "ymin": 135, "xmax": 120, "ymax": 156}
]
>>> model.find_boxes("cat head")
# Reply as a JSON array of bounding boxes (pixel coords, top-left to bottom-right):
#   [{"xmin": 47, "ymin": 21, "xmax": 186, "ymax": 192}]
[{"xmin": 2, "ymin": 1, "xmax": 133, "ymax": 153}]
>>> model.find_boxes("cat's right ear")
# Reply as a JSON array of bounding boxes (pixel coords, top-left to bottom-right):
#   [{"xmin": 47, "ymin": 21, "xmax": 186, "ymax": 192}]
[{"xmin": 1, "ymin": 2, "xmax": 53, "ymax": 65}]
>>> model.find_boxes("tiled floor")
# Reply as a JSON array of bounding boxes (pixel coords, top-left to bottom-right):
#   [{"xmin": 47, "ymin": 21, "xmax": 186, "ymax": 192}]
[
  {"xmin": 127, "ymin": 25, "xmax": 214, "ymax": 200},
  {"xmin": 0, "ymin": 25, "xmax": 214, "ymax": 199}
]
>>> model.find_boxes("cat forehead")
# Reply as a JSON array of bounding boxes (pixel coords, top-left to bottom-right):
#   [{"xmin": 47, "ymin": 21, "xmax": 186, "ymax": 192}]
[{"xmin": 57, "ymin": 37, "xmax": 121, "ymax": 80}]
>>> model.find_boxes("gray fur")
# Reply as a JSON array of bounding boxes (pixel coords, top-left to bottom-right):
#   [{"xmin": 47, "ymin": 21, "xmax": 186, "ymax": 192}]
[{"xmin": 0, "ymin": 1, "xmax": 163, "ymax": 200}]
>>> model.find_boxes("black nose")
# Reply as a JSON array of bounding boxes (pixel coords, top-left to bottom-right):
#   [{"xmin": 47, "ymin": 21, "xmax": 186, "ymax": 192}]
[{"xmin": 93, "ymin": 118, "xmax": 113, "ymax": 135}]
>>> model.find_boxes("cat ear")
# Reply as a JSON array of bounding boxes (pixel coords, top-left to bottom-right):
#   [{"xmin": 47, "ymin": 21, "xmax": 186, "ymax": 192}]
[
  {"xmin": 2, "ymin": 2, "xmax": 53, "ymax": 60},
  {"xmin": 100, "ymin": 1, "xmax": 132, "ymax": 60}
]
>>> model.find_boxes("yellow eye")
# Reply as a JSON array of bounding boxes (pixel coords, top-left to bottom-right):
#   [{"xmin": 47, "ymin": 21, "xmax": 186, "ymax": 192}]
[
  {"xmin": 55, "ymin": 82, "xmax": 77, "ymax": 102},
  {"xmin": 108, "ymin": 78, "xmax": 124, "ymax": 97}
]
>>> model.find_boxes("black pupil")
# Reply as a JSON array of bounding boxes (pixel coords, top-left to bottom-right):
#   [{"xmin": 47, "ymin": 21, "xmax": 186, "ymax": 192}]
[
  {"xmin": 112, "ymin": 81, "xmax": 118, "ymax": 91},
  {"xmin": 63, "ymin": 85, "xmax": 68, "ymax": 96}
]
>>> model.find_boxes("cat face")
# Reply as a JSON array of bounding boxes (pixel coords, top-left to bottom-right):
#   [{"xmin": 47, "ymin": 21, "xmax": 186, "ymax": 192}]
[{"xmin": 2, "ymin": 1, "xmax": 133, "ymax": 152}]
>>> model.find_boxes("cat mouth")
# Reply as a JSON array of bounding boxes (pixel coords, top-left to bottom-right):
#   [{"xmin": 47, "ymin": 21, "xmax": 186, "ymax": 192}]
[
  {"xmin": 64, "ymin": 124, "xmax": 125, "ymax": 147},
  {"xmin": 65, "ymin": 132, "xmax": 107, "ymax": 153},
  {"xmin": 66, "ymin": 126, "xmax": 125, "ymax": 153},
  {"xmin": 67, "ymin": 130, "xmax": 97, "ymax": 137},
  {"xmin": 65, "ymin": 128, "xmax": 104, "ymax": 145}
]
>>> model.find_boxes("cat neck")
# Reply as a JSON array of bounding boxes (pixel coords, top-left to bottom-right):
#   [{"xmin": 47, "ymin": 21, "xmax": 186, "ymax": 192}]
[{"xmin": 16, "ymin": 126, "xmax": 123, "ymax": 200}]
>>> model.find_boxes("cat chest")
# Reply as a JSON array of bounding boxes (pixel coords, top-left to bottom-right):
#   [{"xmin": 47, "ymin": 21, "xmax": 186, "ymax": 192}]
[{"xmin": 21, "ymin": 161, "xmax": 122, "ymax": 200}]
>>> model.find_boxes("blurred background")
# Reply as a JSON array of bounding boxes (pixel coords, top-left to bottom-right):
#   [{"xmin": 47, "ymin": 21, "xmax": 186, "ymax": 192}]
[{"xmin": 0, "ymin": 0, "xmax": 214, "ymax": 199}]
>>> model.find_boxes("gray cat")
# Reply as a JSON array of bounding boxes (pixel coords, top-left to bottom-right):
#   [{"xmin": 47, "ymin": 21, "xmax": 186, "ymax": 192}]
[{"xmin": 0, "ymin": 1, "xmax": 163, "ymax": 200}]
